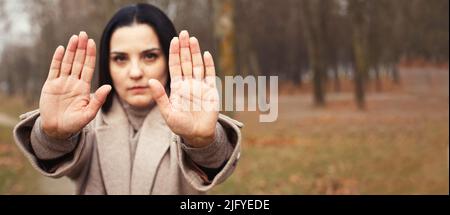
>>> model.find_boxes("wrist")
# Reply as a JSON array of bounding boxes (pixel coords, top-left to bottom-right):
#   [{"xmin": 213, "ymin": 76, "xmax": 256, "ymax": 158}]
[
  {"xmin": 182, "ymin": 131, "xmax": 216, "ymax": 148},
  {"xmin": 41, "ymin": 122, "xmax": 72, "ymax": 140}
]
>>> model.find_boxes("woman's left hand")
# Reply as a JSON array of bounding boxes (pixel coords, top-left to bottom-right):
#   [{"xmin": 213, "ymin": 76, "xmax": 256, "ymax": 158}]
[{"xmin": 148, "ymin": 30, "xmax": 220, "ymax": 148}]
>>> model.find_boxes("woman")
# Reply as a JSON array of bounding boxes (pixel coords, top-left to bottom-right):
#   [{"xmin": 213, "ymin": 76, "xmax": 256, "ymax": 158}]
[{"xmin": 13, "ymin": 3, "xmax": 242, "ymax": 194}]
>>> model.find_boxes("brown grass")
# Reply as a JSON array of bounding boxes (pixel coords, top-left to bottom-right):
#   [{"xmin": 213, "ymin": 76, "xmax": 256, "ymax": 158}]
[{"xmin": 212, "ymin": 68, "xmax": 449, "ymax": 194}]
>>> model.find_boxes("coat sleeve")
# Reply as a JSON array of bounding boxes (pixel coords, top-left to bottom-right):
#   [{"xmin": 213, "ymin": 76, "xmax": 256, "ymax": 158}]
[
  {"xmin": 175, "ymin": 114, "xmax": 243, "ymax": 192},
  {"xmin": 13, "ymin": 109, "xmax": 95, "ymax": 180},
  {"xmin": 180, "ymin": 122, "xmax": 233, "ymax": 169}
]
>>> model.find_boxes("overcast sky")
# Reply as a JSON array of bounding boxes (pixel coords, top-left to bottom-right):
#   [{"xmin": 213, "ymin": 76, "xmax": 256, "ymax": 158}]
[{"xmin": 0, "ymin": 0, "xmax": 33, "ymax": 54}]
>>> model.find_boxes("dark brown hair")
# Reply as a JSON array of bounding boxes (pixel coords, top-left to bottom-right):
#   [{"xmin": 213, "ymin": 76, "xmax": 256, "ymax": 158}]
[{"xmin": 99, "ymin": 3, "xmax": 176, "ymax": 112}]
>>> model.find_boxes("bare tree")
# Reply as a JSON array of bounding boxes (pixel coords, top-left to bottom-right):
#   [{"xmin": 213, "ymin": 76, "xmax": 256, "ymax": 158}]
[
  {"xmin": 348, "ymin": 0, "xmax": 370, "ymax": 109},
  {"xmin": 300, "ymin": 0, "xmax": 329, "ymax": 106}
]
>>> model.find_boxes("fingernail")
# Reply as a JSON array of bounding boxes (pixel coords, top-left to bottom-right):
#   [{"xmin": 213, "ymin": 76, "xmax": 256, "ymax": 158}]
[{"xmin": 70, "ymin": 35, "xmax": 78, "ymax": 41}]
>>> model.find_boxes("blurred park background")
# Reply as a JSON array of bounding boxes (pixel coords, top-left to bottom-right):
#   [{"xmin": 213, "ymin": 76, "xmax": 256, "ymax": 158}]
[{"xmin": 0, "ymin": 0, "xmax": 448, "ymax": 194}]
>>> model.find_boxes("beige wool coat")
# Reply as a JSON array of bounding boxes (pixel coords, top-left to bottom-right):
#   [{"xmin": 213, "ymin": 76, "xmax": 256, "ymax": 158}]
[{"xmin": 13, "ymin": 97, "xmax": 243, "ymax": 194}]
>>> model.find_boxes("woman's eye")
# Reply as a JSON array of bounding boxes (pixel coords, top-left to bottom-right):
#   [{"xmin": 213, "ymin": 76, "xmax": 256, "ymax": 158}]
[
  {"xmin": 144, "ymin": 53, "xmax": 158, "ymax": 61},
  {"xmin": 112, "ymin": 55, "xmax": 127, "ymax": 63}
]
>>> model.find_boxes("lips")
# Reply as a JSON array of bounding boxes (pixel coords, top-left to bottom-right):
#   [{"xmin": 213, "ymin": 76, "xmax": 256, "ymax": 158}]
[
  {"xmin": 128, "ymin": 86, "xmax": 148, "ymax": 90},
  {"xmin": 128, "ymin": 85, "xmax": 149, "ymax": 94}
]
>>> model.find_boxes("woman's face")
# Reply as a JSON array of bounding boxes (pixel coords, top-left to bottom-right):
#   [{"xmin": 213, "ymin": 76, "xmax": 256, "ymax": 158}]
[{"xmin": 109, "ymin": 23, "xmax": 167, "ymax": 108}]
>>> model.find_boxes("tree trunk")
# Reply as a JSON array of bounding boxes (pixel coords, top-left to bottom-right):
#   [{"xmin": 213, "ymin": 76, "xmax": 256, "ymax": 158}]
[
  {"xmin": 349, "ymin": 0, "xmax": 369, "ymax": 110},
  {"xmin": 374, "ymin": 66, "xmax": 382, "ymax": 92},
  {"xmin": 300, "ymin": 0, "xmax": 326, "ymax": 106},
  {"xmin": 214, "ymin": 0, "xmax": 236, "ymax": 78},
  {"xmin": 214, "ymin": 0, "xmax": 236, "ymax": 115},
  {"xmin": 391, "ymin": 64, "xmax": 401, "ymax": 85},
  {"xmin": 333, "ymin": 64, "xmax": 341, "ymax": 92}
]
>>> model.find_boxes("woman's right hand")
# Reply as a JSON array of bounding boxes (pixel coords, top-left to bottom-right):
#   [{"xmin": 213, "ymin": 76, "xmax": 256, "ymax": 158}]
[{"xmin": 39, "ymin": 32, "xmax": 112, "ymax": 139}]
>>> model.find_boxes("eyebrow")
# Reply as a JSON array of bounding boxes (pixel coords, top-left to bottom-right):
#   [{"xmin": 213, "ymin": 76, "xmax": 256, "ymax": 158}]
[{"xmin": 110, "ymin": 48, "xmax": 161, "ymax": 54}]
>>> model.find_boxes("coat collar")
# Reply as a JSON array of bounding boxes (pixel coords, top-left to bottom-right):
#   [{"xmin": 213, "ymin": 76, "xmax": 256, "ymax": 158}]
[{"xmin": 95, "ymin": 96, "xmax": 171, "ymax": 194}]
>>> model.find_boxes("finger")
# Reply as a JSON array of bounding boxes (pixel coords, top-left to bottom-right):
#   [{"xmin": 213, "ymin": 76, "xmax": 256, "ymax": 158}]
[
  {"xmin": 189, "ymin": 37, "xmax": 204, "ymax": 80},
  {"xmin": 203, "ymin": 51, "xmax": 216, "ymax": 87},
  {"xmin": 47, "ymin": 45, "xmax": 65, "ymax": 80},
  {"xmin": 85, "ymin": 85, "xmax": 112, "ymax": 119},
  {"xmin": 60, "ymin": 35, "xmax": 78, "ymax": 77},
  {"xmin": 179, "ymin": 30, "xmax": 192, "ymax": 79},
  {"xmin": 71, "ymin": 31, "xmax": 88, "ymax": 78},
  {"xmin": 148, "ymin": 79, "xmax": 172, "ymax": 120},
  {"xmin": 81, "ymin": 39, "xmax": 96, "ymax": 83},
  {"xmin": 169, "ymin": 37, "xmax": 182, "ymax": 82}
]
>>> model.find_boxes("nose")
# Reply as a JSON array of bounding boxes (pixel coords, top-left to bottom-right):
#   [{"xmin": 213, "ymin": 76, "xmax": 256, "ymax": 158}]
[{"xmin": 129, "ymin": 60, "xmax": 143, "ymax": 80}]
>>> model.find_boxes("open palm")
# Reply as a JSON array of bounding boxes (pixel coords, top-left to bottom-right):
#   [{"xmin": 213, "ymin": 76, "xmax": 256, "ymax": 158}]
[
  {"xmin": 148, "ymin": 31, "xmax": 219, "ymax": 148},
  {"xmin": 40, "ymin": 32, "xmax": 111, "ymax": 139}
]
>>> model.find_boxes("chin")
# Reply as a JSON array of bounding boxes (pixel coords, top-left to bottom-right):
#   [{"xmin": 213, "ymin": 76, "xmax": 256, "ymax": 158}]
[{"xmin": 127, "ymin": 95, "xmax": 153, "ymax": 108}]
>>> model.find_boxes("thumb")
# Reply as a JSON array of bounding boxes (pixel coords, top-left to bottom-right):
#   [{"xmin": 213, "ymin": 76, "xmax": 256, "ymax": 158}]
[
  {"xmin": 148, "ymin": 79, "xmax": 172, "ymax": 119},
  {"xmin": 86, "ymin": 84, "xmax": 112, "ymax": 117}
]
